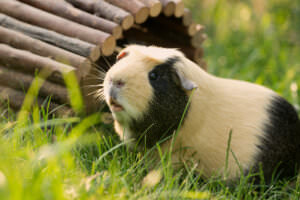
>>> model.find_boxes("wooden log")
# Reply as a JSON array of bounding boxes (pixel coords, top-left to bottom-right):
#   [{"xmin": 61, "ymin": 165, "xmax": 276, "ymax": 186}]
[
  {"xmin": 66, "ymin": 0, "xmax": 95, "ymax": 12},
  {"xmin": 19, "ymin": 0, "xmax": 122, "ymax": 39},
  {"xmin": 191, "ymin": 32, "xmax": 207, "ymax": 48},
  {"xmin": 182, "ymin": 8, "xmax": 193, "ymax": 26},
  {"xmin": 0, "ymin": 86, "xmax": 24, "ymax": 111},
  {"xmin": 0, "ymin": 85, "xmax": 72, "ymax": 116},
  {"xmin": 0, "ymin": 67, "xmax": 69, "ymax": 104},
  {"xmin": 148, "ymin": 8, "xmax": 193, "ymax": 28},
  {"xmin": 0, "ymin": 44, "xmax": 76, "ymax": 84},
  {"xmin": 94, "ymin": 0, "xmax": 134, "ymax": 30},
  {"xmin": 0, "ymin": 27, "xmax": 91, "ymax": 77},
  {"xmin": 139, "ymin": 0, "xmax": 162, "ymax": 17},
  {"xmin": 159, "ymin": 0, "xmax": 175, "ymax": 16},
  {"xmin": 66, "ymin": 0, "xmax": 134, "ymax": 30},
  {"xmin": 160, "ymin": 0, "xmax": 184, "ymax": 17},
  {"xmin": 0, "ymin": 14, "xmax": 100, "ymax": 62},
  {"xmin": 191, "ymin": 24, "xmax": 205, "ymax": 36},
  {"xmin": 172, "ymin": 0, "xmax": 184, "ymax": 17},
  {"xmin": 186, "ymin": 23, "xmax": 198, "ymax": 36},
  {"xmin": 104, "ymin": 0, "xmax": 149, "ymax": 24},
  {"xmin": 0, "ymin": 0, "xmax": 115, "ymax": 56}
]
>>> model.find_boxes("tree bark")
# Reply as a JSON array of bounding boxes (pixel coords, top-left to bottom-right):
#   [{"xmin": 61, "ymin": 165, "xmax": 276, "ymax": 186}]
[
  {"xmin": 0, "ymin": 44, "xmax": 76, "ymax": 84},
  {"xmin": 191, "ymin": 32, "xmax": 207, "ymax": 48},
  {"xmin": 19, "ymin": 0, "xmax": 122, "ymax": 39},
  {"xmin": 0, "ymin": 14, "xmax": 100, "ymax": 61},
  {"xmin": 0, "ymin": 26, "xmax": 91, "ymax": 77},
  {"xmin": 182, "ymin": 8, "xmax": 193, "ymax": 26},
  {"xmin": 159, "ymin": 0, "xmax": 175, "ymax": 16},
  {"xmin": 66, "ymin": 0, "xmax": 95, "ymax": 12},
  {"xmin": 104, "ymin": 0, "xmax": 149, "ymax": 24},
  {"xmin": 171, "ymin": 0, "xmax": 184, "ymax": 17},
  {"xmin": 0, "ymin": 0, "xmax": 115, "ymax": 56},
  {"xmin": 139, "ymin": 0, "xmax": 162, "ymax": 17},
  {"xmin": 66, "ymin": 0, "xmax": 134, "ymax": 30},
  {"xmin": 0, "ymin": 85, "xmax": 72, "ymax": 116},
  {"xmin": 0, "ymin": 67, "xmax": 69, "ymax": 105},
  {"xmin": 159, "ymin": 0, "xmax": 184, "ymax": 17}
]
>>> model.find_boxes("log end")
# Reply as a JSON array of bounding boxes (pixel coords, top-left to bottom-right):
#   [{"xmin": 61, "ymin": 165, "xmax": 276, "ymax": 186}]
[
  {"xmin": 195, "ymin": 24, "xmax": 205, "ymax": 32},
  {"xmin": 149, "ymin": 2, "xmax": 162, "ymax": 17},
  {"xmin": 88, "ymin": 45, "xmax": 101, "ymax": 62},
  {"xmin": 101, "ymin": 35, "xmax": 116, "ymax": 56},
  {"xmin": 191, "ymin": 33, "xmax": 207, "ymax": 48},
  {"xmin": 182, "ymin": 8, "xmax": 193, "ymax": 26},
  {"xmin": 135, "ymin": 7, "xmax": 149, "ymax": 24},
  {"xmin": 187, "ymin": 23, "xmax": 197, "ymax": 36},
  {"xmin": 163, "ymin": 2, "xmax": 175, "ymax": 17},
  {"xmin": 121, "ymin": 14, "xmax": 134, "ymax": 30},
  {"xmin": 174, "ymin": 1, "xmax": 185, "ymax": 17},
  {"xmin": 112, "ymin": 25, "xmax": 123, "ymax": 39},
  {"xmin": 79, "ymin": 59, "xmax": 93, "ymax": 78}
]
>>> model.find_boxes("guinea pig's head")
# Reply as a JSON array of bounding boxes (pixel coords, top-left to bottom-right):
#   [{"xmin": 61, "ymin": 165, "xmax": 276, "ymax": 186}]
[{"xmin": 103, "ymin": 45, "xmax": 197, "ymax": 148}]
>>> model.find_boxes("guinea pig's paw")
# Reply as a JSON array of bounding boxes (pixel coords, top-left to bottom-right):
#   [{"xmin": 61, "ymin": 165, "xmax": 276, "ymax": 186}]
[{"xmin": 142, "ymin": 169, "xmax": 163, "ymax": 188}]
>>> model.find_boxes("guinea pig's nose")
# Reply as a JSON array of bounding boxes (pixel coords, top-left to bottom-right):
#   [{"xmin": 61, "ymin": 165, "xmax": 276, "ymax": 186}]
[{"xmin": 113, "ymin": 80, "xmax": 125, "ymax": 88}]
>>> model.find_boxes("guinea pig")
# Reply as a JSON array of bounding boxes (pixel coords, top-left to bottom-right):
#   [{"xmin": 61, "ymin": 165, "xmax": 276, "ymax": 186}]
[{"xmin": 102, "ymin": 45, "xmax": 300, "ymax": 183}]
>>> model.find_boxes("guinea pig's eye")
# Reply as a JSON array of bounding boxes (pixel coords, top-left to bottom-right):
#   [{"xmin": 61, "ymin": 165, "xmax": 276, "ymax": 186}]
[{"xmin": 149, "ymin": 72, "xmax": 158, "ymax": 81}]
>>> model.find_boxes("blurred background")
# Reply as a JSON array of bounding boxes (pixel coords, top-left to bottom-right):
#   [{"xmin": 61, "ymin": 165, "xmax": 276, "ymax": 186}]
[{"xmin": 184, "ymin": 0, "xmax": 300, "ymax": 110}]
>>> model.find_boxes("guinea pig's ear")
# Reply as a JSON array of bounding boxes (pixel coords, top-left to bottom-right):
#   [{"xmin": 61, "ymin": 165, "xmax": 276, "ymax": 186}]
[{"xmin": 172, "ymin": 69, "xmax": 197, "ymax": 91}]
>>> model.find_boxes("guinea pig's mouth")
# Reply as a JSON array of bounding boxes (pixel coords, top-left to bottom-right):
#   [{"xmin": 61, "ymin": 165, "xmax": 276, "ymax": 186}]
[{"xmin": 109, "ymin": 97, "xmax": 124, "ymax": 112}]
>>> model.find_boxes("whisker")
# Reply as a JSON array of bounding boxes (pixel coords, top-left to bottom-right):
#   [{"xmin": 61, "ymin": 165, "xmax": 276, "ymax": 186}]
[
  {"xmin": 95, "ymin": 91, "xmax": 105, "ymax": 97},
  {"xmin": 81, "ymin": 85, "xmax": 104, "ymax": 89},
  {"xmin": 103, "ymin": 56, "xmax": 112, "ymax": 68},
  {"xmin": 83, "ymin": 83, "xmax": 104, "ymax": 87},
  {"xmin": 87, "ymin": 89, "xmax": 103, "ymax": 97},
  {"xmin": 95, "ymin": 96, "xmax": 106, "ymax": 102},
  {"xmin": 93, "ymin": 88, "xmax": 104, "ymax": 95},
  {"xmin": 94, "ymin": 91, "xmax": 106, "ymax": 102},
  {"xmin": 90, "ymin": 70, "xmax": 106, "ymax": 78},
  {"xmin": 91, "ymin": 62, "xmax": 107, "ymax": 73}
]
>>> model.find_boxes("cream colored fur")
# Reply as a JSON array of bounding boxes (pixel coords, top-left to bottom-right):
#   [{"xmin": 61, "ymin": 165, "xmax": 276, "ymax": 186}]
[
  {"xmin": 104, "ymin": 45, "xmax": 277, "ymax": 179},
  {"xmin": 104, "ymin": 46, "xmax": 184, "ymax": 142}
]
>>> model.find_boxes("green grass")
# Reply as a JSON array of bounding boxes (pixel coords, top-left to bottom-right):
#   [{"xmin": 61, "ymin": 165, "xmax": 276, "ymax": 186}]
[
  {"xmin": 186, "ymin": 0, "xmax": 300, "ymax": 109},
  {"xmin": 0, "ymin": 0, "xmax": 300, "ymax": 199}
]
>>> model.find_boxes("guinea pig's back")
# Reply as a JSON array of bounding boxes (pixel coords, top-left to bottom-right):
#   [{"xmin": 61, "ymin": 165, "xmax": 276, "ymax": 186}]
[{"xmin": 171, "ymin": 76, "xmax": 284, "ymax": 179}]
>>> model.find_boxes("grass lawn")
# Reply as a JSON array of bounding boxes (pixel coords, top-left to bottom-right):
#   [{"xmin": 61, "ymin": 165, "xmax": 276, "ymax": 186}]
[{"xmin": 0, "ymin": 0, "xmax": 299, "ymax": 199}]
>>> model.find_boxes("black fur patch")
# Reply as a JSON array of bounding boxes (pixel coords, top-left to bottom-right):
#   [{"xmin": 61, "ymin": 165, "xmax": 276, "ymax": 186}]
[
  {"xmin": 254, "ymin": 96, "xmax": 300, "ymax": 183},
  {"xmin": 129, "ymin": 57, "xmax": 190, "ymax": 148}
]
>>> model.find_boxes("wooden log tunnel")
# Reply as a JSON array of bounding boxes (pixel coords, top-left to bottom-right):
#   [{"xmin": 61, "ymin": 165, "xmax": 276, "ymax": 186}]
[{"xmin": 0, "ymin": 0, "xmax": 207, "ymax": 115}]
